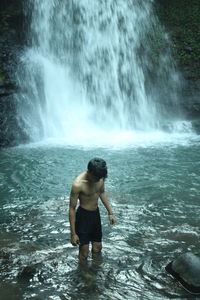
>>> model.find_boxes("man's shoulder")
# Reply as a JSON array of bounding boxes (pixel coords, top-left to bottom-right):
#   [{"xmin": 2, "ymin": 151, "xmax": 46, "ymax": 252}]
[
  {"xmin": 70, "ymin": 180, "xmax": 81, "ymax": 194},
  {"xmin": 99, "ymin": 178, "xmax": 105, "ymax": 190},
  {"xmin": 72, "ymin": 172, "xmax": 87, "ymax": 189}
]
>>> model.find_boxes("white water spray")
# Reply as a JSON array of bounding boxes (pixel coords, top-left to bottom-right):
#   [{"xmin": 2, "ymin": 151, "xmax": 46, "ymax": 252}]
[{"xmin": 16, "ymin": 0, "xmax": 191, "ymax": 146}]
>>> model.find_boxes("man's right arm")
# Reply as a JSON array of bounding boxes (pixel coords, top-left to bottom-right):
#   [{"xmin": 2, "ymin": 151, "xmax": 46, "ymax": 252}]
[{"xmin": 69, "ymin": 182, "xmax": 80, "ymax": 246}]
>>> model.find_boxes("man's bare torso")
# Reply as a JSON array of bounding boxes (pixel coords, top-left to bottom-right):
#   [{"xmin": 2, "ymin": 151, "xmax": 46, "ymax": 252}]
[{"xmin": 74, "ymin": 171, "xmax": 104, "ymax": 211}]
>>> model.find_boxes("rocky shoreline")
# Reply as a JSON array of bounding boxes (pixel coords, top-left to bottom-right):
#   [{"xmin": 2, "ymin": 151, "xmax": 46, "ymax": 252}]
[{"xmin": 0, "ymin": 0, "xmax": 200, "ymax": 147}]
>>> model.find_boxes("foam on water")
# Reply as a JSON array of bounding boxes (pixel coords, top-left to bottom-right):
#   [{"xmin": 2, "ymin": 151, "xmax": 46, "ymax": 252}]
[{"xmin": 17, "ymin": 123, "xmax": 198, "ymax": 150}]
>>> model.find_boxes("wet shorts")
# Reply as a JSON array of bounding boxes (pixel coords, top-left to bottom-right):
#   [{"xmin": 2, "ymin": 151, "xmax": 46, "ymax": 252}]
[{"xmin": 75, "ymin": 206, "xmax": 102, "ymax": 246}]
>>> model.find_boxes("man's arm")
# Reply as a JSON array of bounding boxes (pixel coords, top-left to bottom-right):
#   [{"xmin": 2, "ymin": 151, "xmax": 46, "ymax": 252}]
[
  {"xmin": 99, "ymin": 183, "xmax": 115, "ymax": 225},
  {"xmin": 69, "ymin": 182, "xmax": 80, "ymax": 246}
]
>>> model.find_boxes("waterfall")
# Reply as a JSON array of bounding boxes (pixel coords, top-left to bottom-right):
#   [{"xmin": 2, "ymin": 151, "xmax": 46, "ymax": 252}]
[{"xmin": 16, "ymin": 0, "xmax": 186, "ymax": 145}]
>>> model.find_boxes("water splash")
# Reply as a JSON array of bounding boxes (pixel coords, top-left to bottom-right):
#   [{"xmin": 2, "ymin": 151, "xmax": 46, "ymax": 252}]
[{"xmin": 16, "ymin": 0, "xmax": 188, "ymax": 144}]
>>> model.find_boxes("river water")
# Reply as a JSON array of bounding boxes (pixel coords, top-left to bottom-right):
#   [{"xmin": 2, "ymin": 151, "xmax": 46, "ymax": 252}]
[
  {"xmin": 1, "ymin": 135, "xmax": 200, "ymax": 300},
  {"xmin": 2, "ymin": 0, "xmax": 200, "ymax": 298}
]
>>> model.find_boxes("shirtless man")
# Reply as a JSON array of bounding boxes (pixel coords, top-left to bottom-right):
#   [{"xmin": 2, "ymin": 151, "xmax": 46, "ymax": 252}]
[{"xmin": 69, "ymin": 158, "xmax": 115, "ymax": 261}]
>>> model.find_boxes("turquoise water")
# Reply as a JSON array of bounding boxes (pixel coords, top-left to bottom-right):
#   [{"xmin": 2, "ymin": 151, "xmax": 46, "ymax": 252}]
[{"xmin": 0, "ymin": 139, "xmax": 200, "ymax": 299}]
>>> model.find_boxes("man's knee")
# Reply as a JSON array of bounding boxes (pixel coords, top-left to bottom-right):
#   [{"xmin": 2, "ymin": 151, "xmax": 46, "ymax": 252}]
[
  {"xmin": 92, "ymin": 243, "xmax": 102, "ymax": 253},
  {"xmin": 79, "ymin": 246, "xmax": 89, "ymax": 260}
]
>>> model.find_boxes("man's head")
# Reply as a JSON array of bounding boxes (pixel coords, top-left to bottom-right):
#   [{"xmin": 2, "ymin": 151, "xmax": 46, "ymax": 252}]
[{"xmin": 87, "ymin": 158, "xmax": 107, "ymax": 181}]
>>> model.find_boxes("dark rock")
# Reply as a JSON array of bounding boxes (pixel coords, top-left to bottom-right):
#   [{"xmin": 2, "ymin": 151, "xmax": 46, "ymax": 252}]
[
  {"xmin": 0, "ymin": 0, "xmax": 26, "ymax": 147},
  {"xmin": 17, "ymin": 265, "xmax": 37, "ymax": 282},
  {"xmin": 0, "ymin": 282, "xmax": 23, "ymax": 300},
  {"xmin": 0, "ymin": 249, "xmax": 10, "ymax": 260},
  {"xmin": 191, "ymin": 120, "xmax": 200, "ymax": 134},
  {"xmin": 166, "ymin": 252, "xmax": 200, "ymax": 294},
  {"xmin": 0, "ymin": 95, "xmax": 29, "ymax": 147},
  {"xmin": 184, "ymin": 47, "xmax": 193, "ymax": 54},
  {"xmin": 182, "ymin": 102, "xmax": 200, "ymax": 120}
]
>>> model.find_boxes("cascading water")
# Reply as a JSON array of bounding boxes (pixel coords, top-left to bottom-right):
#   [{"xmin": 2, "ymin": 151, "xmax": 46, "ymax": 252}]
[{"xmin": 16, "ymin": 0, "xmax": 188, "ymax": 145}]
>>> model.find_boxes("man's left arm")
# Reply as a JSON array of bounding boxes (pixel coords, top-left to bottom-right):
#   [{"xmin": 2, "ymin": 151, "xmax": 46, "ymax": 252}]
[{"xmin": 99, "ymin": 184, "xmax": 115, "ymax": 225}]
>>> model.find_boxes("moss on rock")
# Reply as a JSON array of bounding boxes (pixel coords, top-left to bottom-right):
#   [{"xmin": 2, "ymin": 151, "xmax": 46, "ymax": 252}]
[{"xmin": 155, "ymin": 0, "xmax": 200, "ymax": 78}]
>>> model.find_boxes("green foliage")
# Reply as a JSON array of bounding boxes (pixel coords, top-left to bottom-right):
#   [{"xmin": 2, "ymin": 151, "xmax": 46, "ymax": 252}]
[{"xmin": 155, "ymin": 0, "xmax": 200, "ymax": 75}]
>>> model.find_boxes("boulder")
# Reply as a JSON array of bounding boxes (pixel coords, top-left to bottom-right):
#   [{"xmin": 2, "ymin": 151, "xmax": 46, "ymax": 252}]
[
  {"xmin": 17, "ymin": 265, "xmax": 37, "ymax": 282},
  {"xmin": 165, "ymin": 252, "xmax": 200, "ymax": 294}
]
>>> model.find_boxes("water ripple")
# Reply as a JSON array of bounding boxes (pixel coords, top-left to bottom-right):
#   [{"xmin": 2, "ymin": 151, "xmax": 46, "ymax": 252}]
[{"xmin": 1, "ymin": 145, "xmax": 200, "ymax": 299}]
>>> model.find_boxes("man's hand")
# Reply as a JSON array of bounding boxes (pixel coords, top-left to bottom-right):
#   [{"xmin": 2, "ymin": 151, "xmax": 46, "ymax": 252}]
[
  {"xmin": 108, "ymin": 214, "xmax": 115, "ymax": 225},
  {"xmin": 70, "ymin": 233, "xmax": 80, "ymax": 246}
]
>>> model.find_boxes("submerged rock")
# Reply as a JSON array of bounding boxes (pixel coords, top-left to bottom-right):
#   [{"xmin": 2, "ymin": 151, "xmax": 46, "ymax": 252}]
[
  {"xmin": 166, "ymin": 252, "xmax": 200, "ymax": 294},
  {"xmin": 17, "ymin": 265, "xmax": 37, "ymax": 282},
  {"xmin": 0, "ymin": 281, "xmax": 23, "ymax": 300}
]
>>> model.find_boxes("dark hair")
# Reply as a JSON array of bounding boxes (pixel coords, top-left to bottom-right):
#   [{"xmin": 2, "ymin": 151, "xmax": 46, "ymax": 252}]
[{"xmin": 87, "ymin": 158, "xmax": 107, "ymax": 179}]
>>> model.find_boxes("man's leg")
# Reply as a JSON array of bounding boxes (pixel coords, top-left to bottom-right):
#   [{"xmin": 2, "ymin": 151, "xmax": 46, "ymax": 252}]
[
  {"xmin": 79, "ymin": 244, "xmax": 89, "ymax": 262},
  {"xmin": 91, "ymin": 242, "xmax": 102, "ymax": 264},
  {"xmin": 92, "ymin": 242, "xmax": 102, "ymax": 255}
]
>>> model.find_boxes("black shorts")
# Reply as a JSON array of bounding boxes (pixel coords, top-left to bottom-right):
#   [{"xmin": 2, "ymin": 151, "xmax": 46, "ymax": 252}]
[{"xmin": 75, "ymin": 206, "xmax": 102, "ymax": 246}]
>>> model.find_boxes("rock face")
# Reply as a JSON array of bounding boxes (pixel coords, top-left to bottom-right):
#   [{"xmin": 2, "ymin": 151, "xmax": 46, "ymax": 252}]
[
  {"xmin": 166, "ymin": 252, "xmax": 200, "ymax": 294},
  {"xmin": 0, "ymin": 0, "xmax": 200, "ymax": 147},
  {"xmin": 155, "ymin": 0, "xmax": 200, "ymax": 131},
  {"xmin": 0, "ymin": 0, "xmax": 28, "ymax": 147}
]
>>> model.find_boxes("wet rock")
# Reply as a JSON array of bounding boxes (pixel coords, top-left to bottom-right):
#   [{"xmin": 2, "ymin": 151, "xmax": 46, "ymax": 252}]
[
  {"xmin": 0, "ymin": 0, "xmax": 26, "ymax": 148},
  {"xmin": 0, "ymin": 95, "xmax": 29, "ymax": 147},
  {"xmin": 37, "ymin": 270, "xmax": 45, "ymax": 283},
  {"xmin": 184, "ymin": 47, "xmax": 193, "ymax": 54},
  {"xmin": 0, "ymin": 250, "xmax": 10, "ymax": 260},
  {"xmin": 183, "ymin": 102, "xmax": 200, "ymax": 120},
  {"xmin": 60, "ymin": 296, "xmax": 69, "ymax": 300},
  {"xmin": 166, "ymin": 252, "xmax": 200, "ymax": 294},
  {"xmin": 191, "ymin": 120, "xmax": 200, "ymax": 134},
  {"xmin": 0, "ymin": 282, "xmax": 23, "ymax": 300},
  {"xmin": 17, "ymin": 265, "xmax": 37, "ymax": 282}
]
